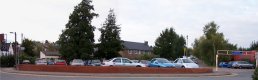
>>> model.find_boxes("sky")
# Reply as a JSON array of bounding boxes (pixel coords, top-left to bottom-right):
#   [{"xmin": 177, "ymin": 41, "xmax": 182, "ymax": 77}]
[{"xmin": 0, "ymin": 0, "xmax": 258, "ymax": 48}]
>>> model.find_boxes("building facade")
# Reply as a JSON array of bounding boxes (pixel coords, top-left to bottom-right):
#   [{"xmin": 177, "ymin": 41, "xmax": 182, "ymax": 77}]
[{"xmin": 119, "ymin": 41, "xmax": 153, "ymax": 59}]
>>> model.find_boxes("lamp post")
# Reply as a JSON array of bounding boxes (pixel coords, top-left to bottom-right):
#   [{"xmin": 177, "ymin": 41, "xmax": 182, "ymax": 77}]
[{"xmin": 10, "ymin": 32, "xmax": 18, "ymax": 70}]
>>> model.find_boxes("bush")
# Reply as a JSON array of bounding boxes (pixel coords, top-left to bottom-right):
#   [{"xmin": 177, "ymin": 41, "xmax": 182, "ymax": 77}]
[
  {"xmin": 253, "ymin": 67, "xmax": 258, "ymax": 80},
  {"xmin": 0, "ymin": 55, "xmax": 15, "ymax": 67},
  {"xmin": 19, "ymin": 54, "xmax": 36, "ymax": 64}
]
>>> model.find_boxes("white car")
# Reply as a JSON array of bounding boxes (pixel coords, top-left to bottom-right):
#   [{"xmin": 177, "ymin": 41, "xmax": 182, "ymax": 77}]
[
  {"xmin": 35, "ymin": 59, "xmax": 47, "ymax": 65},
  {"xmin": 70, "ymin": 59, "xmax": 84, "ymax": 66},
  {"xmin": 173, "ymin": 58, "xmax": 199, "ymax": 68},
  {"xmin": 102, "ymin": 57, "xmax": 146, "ymax": 67}
]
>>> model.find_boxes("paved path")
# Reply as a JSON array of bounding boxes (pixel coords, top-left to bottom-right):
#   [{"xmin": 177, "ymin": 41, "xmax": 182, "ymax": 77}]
[{"xmin": 0, "ymin": 68, "xmax": 255, "ymax": 80}]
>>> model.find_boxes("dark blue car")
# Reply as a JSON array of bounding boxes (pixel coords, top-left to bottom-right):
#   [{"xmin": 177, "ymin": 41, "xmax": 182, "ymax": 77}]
[
  {"xmin": 219, "ymin": 62, "xmax": 228, "ymax": 68},
  {"xmin": 148, "ymin": 58, "xmax": 175, "ymax": 68}
]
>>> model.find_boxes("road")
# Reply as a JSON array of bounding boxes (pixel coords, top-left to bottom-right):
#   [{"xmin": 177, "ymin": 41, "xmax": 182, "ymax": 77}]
[{"xmin": 0, "ymin": 68, "xmax": 255, "ymax": 80}]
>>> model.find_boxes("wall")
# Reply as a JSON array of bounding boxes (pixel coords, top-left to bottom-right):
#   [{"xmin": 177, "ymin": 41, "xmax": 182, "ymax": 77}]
[{"xmin": 18, "ymin": 64, "xmax": 213, "ymax": 74}]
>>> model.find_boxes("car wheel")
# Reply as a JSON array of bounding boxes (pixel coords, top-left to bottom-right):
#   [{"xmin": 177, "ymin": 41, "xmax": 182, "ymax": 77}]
[
  {"xmin": 109, "ymin": 65, "xmax": 113, "ymax": 67},
  {"xmin": 181, "ymin": 66, "xmax": 185, "ymax": 68},
  {"xmin": 136, "ymin": 65, "xmax": 141, "ymax": 67},
  {"xmin": 157, "ymin": 66, "xmax": 160, "ymax": 67}
]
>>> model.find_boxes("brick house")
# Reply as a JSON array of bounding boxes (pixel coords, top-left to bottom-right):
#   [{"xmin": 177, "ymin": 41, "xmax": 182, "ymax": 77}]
[{"xmin": 119, "ymin": 41, "xmax": 153, "ymax": 59}]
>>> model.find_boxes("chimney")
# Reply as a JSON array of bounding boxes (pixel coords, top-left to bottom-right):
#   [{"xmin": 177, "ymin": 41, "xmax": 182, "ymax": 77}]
[{"xmin": 144, "ymin": 41, "xmax": 148, "ymax": 45}]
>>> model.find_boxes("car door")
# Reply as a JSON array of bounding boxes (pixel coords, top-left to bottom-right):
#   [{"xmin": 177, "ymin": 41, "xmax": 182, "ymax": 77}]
[
  {"xmin": 112, "ymin": 58, "xmax": 123, "ymax": 66},
  {"xmin": 122, "ymin": 58, "xmax": 135, "ymax": 66}
]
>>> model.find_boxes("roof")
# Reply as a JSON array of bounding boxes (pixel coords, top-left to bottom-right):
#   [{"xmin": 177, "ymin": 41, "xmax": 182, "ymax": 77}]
[
  {"xmin": 1, "ymin": 43, "xmax": 10, "ymax": 51},
  {"xmin": 122, "ymin": 41, "xmax": 152, "ymax": 51},
  {"xmin": 42, "ymin": 51, "xmax": 61, "ymax": 56}
]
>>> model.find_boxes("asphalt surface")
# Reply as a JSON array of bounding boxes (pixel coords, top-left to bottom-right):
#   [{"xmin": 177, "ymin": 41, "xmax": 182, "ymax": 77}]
[{"xmin": 0, "ymin": 68, "xmax": 255, "ymax": 80}]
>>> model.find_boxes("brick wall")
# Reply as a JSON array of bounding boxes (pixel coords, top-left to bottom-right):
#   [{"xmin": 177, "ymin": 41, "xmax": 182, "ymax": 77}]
[{"xmin": 18, "ymin": 64, "xmax": 213, "ymax": 74}]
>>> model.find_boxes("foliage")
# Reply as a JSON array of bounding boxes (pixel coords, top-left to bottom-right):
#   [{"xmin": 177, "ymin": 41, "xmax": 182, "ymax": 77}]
[
  {"xmin": 21, "ymin": 39, "xmax": 36, "ymax": 57},
  {"xmin": 96, "ymin": 9, "xmax": 122, "ymax": 59},
  {"xmin": 19, "ymin": 53, "xmax": 36, "ymax": 64},
  {"xmin": 249, "ymin": 41, "xmax": 258, "ymax": 50},
  {"xmin": 138, "ymin": 53, "xmax": 156, "ymax": 60},
  {"xmin": 0, "ymin": 55, "xmax": 15, "ymax": 67},
  {"xmin": 193, "ymin": 21, "xmax": 237, "ymax": 66},
  {"xmin": 218, "ymin": 56, "xmax": 231, "ymax": 62},
  {"xmin": 57, "ymin": 0, "xmax": 98, "ymax": 62},
  {"xmin": 153, "ymin": 27, "xmax": 186, "ymax": 60},
  {"xmin": 253, "ymin": 68, "xmax": 258, "ymax": 80}
]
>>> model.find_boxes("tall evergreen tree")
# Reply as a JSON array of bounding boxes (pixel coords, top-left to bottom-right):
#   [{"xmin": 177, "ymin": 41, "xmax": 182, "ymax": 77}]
[
  {"xmin": 96, "ymin": 9, "xmax": 122, "ymax": 59},
  {"xmin": 153, "ymin": 28, "xmax": 186, "ymax": 60},
  {"xmin": 57, "ymin": 0, "xmax": 98, "ymax": 61}
]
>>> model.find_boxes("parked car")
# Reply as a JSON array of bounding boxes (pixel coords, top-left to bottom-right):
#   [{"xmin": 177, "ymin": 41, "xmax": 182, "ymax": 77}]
[
  {"xmin": 174, "ymin": 58, "xmax": 199, "ymax": 68},
  {"xmin": 22, "ymin": 60, "xmax": 30, "ymax": 64},
  {"xmin": 35, "ymin": 59, "xmax": 47, "ymax": 65},
  {"xmin": 102, "ymin": 57, "xmax": 146, "ymax": 67},
  {"xmin": 227, "ymin": 61, "xmax": 234, "ymax": 68},
  {"xmin": 148, "ymin": 58, "xmax": 175, "ymax": 68},
  {"xmin": 138, "ymin": 60, "xmax": 150, "ymax": 67},
  {"xmin": 232, "ymin": 61, "xmax": 255, "ymax": 69},
  {"xmin": 219, "ymin": 62, "xmax": 228, "ymax": 68},
  {"xmin": 46, "ymin": 59, "xmax": 55, "ymax": 65},
  {"xmin": 70, "ymin": 59, "xmax": 84, "ymax": 66},
  {"xmin": 54, "ymin": 59, "xmax": 67, "ymax": 65},
  {"xmin": 85, "ymin": 59, "xmax": 102, "ymax": 66}
]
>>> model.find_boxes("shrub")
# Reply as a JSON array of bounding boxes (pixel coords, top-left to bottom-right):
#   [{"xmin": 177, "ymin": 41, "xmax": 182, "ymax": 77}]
[
  {"xmin": 0, "ymin": 55, "xmax": 15, "ymax": 67},
  {"xmin": 19, "ymin": 54, "xmax": 36, "ymax": 64},
  {"xmin": 253, "ymin": 68, "xmax": 258, "ymax": 80}
]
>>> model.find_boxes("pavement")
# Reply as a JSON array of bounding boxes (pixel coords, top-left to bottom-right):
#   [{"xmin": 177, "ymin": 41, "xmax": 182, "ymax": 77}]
[{"xmin": 0, "ymin": 67, "xmax": 235, "ymax": 78}]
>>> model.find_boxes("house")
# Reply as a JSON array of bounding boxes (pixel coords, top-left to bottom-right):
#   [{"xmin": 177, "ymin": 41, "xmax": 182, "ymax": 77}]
[
  {"xmin": 0, "ymin": 43, "xmax": 14, "ymax": 56},
  {"xmin": 119, "ymin": 41, "xmax": 153, "ymax": 59},
  {"xmin": 40, "ymin": 51, "xmax": 61, "ymax": 59}
]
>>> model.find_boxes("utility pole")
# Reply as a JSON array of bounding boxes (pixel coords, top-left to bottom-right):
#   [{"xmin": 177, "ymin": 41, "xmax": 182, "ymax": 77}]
[{"xmin": 10, "ymin": 32, "xmax": 18, "ymax": 70}]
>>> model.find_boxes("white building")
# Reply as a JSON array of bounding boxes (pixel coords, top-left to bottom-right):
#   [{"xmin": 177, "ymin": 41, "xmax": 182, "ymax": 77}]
[
  {"xmin": 40, "ymin": 51, "xmax": 60, "ymax": 59},
  {"xmin": 0, "ymin": 43, "xmax": 14, "ymax": 56}
]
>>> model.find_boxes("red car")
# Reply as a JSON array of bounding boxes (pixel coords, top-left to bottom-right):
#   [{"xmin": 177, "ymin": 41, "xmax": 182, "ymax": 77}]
[{"xmin": 54, "ymin": 59, "xmax": 67, "ymax": 65}]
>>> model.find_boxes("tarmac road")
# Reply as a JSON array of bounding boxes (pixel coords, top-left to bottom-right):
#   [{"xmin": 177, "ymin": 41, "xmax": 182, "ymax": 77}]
[{"xmin": 0, "ymin": 68, "xmax": 255, "ymax": 80}]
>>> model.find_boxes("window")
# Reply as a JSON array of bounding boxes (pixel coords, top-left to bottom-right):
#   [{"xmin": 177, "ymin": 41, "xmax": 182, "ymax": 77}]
[
  {"xmin": 113, "ymin": 59, "xmax": 121, "ymax": 63},
  {"xmin": 122, "ymin": 59, "xmax": 132, "ymax": 63}
]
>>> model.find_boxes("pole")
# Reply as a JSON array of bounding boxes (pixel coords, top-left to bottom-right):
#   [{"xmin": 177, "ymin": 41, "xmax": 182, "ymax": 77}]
[{"xmin": 186, "ymin": 35, "xmax": 188, "ymax": 56}]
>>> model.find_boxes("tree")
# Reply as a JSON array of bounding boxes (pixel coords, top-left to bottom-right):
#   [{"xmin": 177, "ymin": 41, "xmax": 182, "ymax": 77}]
[
  {"xmin": 96, "ymin": 9, "xmax": 122, "ymax": 59},
  {"xmin": 153, "ymin": 28, "xmax": 186, "ymax": 60},
  {"xmin": 193, "ymin": 21, "xmax": 237, "ymax": 66},
  {"xmin": 57, "ymin": 0, "xmax": 98, "ymax": 62},
  {"xmin": 21, "ymin": 39, "xmax": 35, "ymax": 57},
  {"xmin": 249, "ymin": 41, "xmax": 258, "ymax": 50}
]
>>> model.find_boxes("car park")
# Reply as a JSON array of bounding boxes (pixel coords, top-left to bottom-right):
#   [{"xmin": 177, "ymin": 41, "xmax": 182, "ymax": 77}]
[
  {"xmin": 219, "ymin": 62, "xmax": 228, "ymax": 68},
  {"xmin": 232, "ymin": 61, "xmax": 255, "ymax": 69},
  {"xmin": 85, "ymin": 59, "xmax": 102, "ymax": 66},
  {"xmin": 174, "ymin": 58, "xmax": 199, "ymax": 68},
  {"xmin": 227, "ymin": 61, "xmax": 234, "ymax": 68},
  {"xmin": 54, "ymin": 59, "xmax": 67, "ymax": 65},
  {"xmin": 70, "ymin": 59, "xmax": 84, "ymax": 66},
  {"xmin": 22, "ymin": 60, "xmax": 30, "ymax": 64},
  {"xmin": 148, "ymin": 58, "xmax": 175, "ymax": 68},
  {"xmin": 35, "ymin": 59, "xmax": 47, "ymax": 65},
  {"xmin": 102, "ymin": 57, "xmax": 146, "ymax": 67}
]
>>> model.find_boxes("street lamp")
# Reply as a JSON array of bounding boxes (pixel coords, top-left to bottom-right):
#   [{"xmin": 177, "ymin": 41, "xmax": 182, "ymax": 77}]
[{"xmin": 10, "ymin": 32, "xmax": 18, "ymax": 70}]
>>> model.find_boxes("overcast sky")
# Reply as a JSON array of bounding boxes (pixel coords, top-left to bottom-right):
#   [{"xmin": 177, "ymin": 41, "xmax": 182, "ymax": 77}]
[{"xmin": 0, "ymin": 0, "xmax": 258, "ymax": 48}]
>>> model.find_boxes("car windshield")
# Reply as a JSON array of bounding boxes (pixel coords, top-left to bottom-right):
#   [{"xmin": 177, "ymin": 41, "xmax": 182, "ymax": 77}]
[
  {"xmin": 157, "ymin": 59, "xmax": 170, "ymax": 63},
  {"xmin": 56, "ymin": 60, "xmax": 65, "ymax": 62},
  {"xmin": 182, "ymin": 59, "xmax": 194, "ymax": 63}
]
